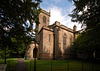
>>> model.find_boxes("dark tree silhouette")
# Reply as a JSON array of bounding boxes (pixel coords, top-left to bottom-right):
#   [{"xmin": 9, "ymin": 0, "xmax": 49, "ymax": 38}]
[{"xmin": 0, "ymin": 0, "xmax": 42, "ymax": 63}]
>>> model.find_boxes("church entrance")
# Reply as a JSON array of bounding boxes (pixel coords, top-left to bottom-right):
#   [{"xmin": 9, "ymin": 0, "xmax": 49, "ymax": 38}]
[{"xmin": 33, "ymin": 47, "xmax": 38, "ymax": 58}]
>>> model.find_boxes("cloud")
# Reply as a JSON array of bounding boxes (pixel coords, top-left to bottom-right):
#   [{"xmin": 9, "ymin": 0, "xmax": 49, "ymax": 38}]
[
  {"xmin": 49, "ymin": 5, "xmax": 81, "ymax": 30},
  {"xmin": 49, "ymin": 6, "xmax": 65, "ymax": 24},
  {"xmin": 42, "ymin": 5, "xmax": 81, "ymax": 30}
]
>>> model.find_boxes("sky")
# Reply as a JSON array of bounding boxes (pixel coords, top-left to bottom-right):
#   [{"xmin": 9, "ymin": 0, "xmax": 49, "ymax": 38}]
[{"xmin": 40, "ymin": 0, "xmax": 82, "ymax": 30}]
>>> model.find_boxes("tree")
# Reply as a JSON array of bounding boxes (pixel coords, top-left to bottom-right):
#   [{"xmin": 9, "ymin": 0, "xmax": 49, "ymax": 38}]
[
  {"xmin": 0, "ymin": 0, "xmax": 42, "ymax": 63},
  {"xmin": 71, "ymin": 30, "xmax": 100, "ymax": 59},
  {"xmin": 70, "ymin": 0, "xmax": 100, "ymax": 30},
  {"xmin": 70, "ymin": 0, "xmax": 100, "ymax": 59}
]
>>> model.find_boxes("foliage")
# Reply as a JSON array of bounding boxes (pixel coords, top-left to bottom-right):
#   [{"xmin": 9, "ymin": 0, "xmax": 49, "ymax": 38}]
[
  {"xmin": 72, "ymin": 25, "xmax": 100, "ymax": 59},
  {"xmin": 70, "ymin": 0, "xmax": 100, "ymax": 59},
  {"xmin": 70, "ymin": 0, "xmax": 100, "ymax": 30},
  {"xmin": 0, "ymin": 0, "xmax": 42, "ymax": 58}
]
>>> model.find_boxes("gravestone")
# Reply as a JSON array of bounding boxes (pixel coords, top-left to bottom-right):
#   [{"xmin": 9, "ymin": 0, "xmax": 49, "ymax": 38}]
[{"xmin": 0, "ymin": 64, "xmax": 7, "ymax": 71}]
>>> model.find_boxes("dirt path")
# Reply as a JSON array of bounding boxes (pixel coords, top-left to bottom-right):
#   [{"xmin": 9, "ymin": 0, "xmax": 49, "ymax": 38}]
[{"xmin": 15, "ymin": 59, "xmax": 27, "ymax": 71}]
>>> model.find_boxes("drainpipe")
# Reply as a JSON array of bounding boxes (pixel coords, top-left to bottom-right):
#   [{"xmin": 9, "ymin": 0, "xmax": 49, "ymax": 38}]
[{"xmin": 53, "ymin": 33, "xmax": 55, "ymax": 60}]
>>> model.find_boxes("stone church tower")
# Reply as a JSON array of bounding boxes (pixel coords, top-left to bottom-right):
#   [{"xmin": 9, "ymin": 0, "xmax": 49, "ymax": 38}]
[
  {"xmin": 37, "ymin": 10, "xmax": 53, "ymax": 59},
  {"xmin": 25, "ymin": 9, "xmax": 77, "ymax": 60},
  {"xmin": 38, "ymin": 10, "xmax": 50, "ymax": 31}
]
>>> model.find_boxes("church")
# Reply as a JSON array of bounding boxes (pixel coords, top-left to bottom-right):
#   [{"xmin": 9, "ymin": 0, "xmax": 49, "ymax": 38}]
[{"xmin": 25, "ymin": 10, "xmax": 77, "ymax": 60}]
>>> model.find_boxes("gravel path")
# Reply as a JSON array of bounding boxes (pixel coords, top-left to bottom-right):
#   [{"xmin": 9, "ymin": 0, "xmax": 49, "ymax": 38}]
[{"xmin": 15, "ymin": 59, "xmax": 27, "ymax": 71}]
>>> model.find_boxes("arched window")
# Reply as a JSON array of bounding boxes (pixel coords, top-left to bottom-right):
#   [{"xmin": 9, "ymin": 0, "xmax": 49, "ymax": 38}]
[
  {"xmin": 49, "ymin": 34, "xmax": 50, "ymax": 42},
  {"xmin": 63, "ymin": 34, "xmax": 66, "ymax": 50},
  {"xmin": 43, "ymin": 16, "xmax": 46, "ymax": 23},
  {"xmin": 70, "ymin": 36, "xmax": 72, "ymax": 46}
]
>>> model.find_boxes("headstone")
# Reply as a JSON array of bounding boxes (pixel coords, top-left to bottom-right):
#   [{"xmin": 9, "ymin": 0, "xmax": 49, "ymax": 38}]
[{"xmin": 0, "ymin": 64, "xmax": 7, "ymax": 71}]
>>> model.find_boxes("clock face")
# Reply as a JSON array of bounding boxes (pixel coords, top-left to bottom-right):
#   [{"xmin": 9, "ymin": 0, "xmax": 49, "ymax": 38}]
[{"xmin": 43, "ymin": 16, "xmax": 46, "ymax": 24}]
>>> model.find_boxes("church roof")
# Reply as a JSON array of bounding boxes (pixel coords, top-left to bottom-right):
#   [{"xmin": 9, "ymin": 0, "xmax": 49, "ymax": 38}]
[
  {"xmin": 48, "ymin": 21, "xmax": 74, "ymax": 33},
  {"xmin": 38, "ymin": 26, "xmax": 53, "ymax": 34}
]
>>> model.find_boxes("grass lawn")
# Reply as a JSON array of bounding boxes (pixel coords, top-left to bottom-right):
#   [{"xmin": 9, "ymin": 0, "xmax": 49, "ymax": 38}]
[
  {"xmin": 0, "ymin": 58, "xmax": 100, "ymax": 71},
  {"xmin": 25, "ymin": 60, "xmax": 100, "ymax": 71}
]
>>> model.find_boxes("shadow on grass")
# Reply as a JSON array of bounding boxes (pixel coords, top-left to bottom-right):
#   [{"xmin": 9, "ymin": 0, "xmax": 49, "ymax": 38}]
[
  {"xmin": 25, "ymin": 59, "xmax": 100, "ymax": 71},
  {"xmin": 0, "ymin": 58, "xmax": 100, "ymax": 71}
]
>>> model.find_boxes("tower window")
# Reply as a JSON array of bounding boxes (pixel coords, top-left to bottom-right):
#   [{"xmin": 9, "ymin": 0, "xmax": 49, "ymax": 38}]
[
  {"xmin": 63, "ymin": 34, "xmax": 66, "ymax": 50},
  {"xmin": 49, "ymin": 34, "xmax": 50, "ymax": 42},
  {"xmin": 43, "ymin": 16, "xmax": 46, "ymax": 23}
]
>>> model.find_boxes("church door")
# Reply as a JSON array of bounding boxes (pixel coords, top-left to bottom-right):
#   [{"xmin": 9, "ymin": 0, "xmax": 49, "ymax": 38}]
[{"xmin": 33, "ymin": 47, "xmax": 38, "ymax": 58}]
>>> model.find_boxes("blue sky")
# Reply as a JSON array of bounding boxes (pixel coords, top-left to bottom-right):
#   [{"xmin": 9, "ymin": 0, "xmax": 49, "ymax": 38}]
[{"xmin": 40, "ymin": 0, "xmax": 81, "ymax": 30}]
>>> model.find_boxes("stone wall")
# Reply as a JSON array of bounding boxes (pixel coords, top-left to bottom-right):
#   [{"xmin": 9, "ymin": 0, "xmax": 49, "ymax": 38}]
[
  {"xmin": 40, "ymin": 28, "xmax": 53, "ymax": 59},
  {"xmin": 53, "ymin": 22, "xmax": 74, "ymax": 59},
  {"xmin": 25, "ymin": 43, "xmax": 38, "ymax": 60},
  {"xmin": 25, "ymin": 9, "xmax": 78, "ymax": 60}
]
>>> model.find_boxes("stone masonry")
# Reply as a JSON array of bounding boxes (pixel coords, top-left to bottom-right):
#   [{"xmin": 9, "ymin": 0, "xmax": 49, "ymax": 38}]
[{"xmin": 25, "ymin": 10, "xmax": 77, "ymax": 60}]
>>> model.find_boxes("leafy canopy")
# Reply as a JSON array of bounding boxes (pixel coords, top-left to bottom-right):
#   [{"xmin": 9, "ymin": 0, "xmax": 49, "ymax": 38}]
[
  {"xmin": 70, "ymin": 0, "xmax": 100, "ymax": 30},
  {"xmin": 0, "ymin": 0, "xmax": 42, "ymax": 58},
  {"xmin": 70, "ymin": 0, "xmax": 100, "ymax": 59}
]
